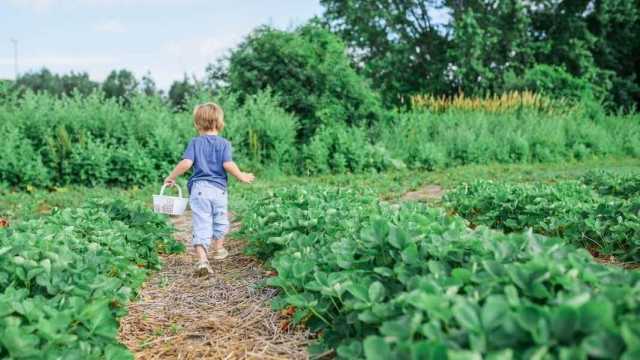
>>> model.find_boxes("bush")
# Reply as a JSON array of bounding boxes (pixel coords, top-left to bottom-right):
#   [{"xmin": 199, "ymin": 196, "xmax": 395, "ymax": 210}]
[
  {"xmin": 0, "ymin": 90, "xmax": 301, "ymax": 189},
  {"xmin": 301, "ymin": 125, "xmax": 388, "ymax": 175},
  {"xmin": 223, "ymin": 24, "xmax": 383, "ymax": 141},
  {"xmin": 503, "ymin": 64, "xmax": 611, "ymax": 104},
  {"xmin": 220, "ymin": 91, "xmax": 299, "ymax": 174},
  {"xmin": 378, "ymin": 110, "xmax": 640, "ymax": 168}
]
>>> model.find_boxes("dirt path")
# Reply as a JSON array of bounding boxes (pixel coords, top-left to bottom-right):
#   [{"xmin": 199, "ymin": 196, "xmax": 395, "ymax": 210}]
[
  {"xmin": 400, "ymin": 184, "xmax": 445, "ymax": 202},
  {"xmin": 118, "ymin": 212, "xmax": 310, "ymax": 359}
]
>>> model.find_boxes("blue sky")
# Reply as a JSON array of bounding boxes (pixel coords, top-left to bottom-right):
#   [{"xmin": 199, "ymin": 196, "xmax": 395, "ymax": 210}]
[{"xmin": 0, "ymin": 0, "xmax": 323, "ymax": 89}]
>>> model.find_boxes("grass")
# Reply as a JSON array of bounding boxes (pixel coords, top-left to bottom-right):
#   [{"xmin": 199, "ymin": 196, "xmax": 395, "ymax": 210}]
[{"xmin": 2, "ymin": 157, "xmax": 638, "ymax": 222}]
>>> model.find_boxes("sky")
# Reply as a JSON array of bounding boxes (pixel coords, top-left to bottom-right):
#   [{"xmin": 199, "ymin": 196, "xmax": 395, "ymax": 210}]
[{"xmin": 0, "ymin": 0, "xmax": 324, "ymax": 89}]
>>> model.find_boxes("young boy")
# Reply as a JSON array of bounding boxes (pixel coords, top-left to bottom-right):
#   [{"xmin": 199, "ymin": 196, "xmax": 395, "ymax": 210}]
[{"xmin": 164, "ymin": 102, "xmax": 255, "ymax": 276}]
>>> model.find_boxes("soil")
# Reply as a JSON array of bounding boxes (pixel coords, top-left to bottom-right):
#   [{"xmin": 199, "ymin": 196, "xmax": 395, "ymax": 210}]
[
  {"xmin": 118, "ymin": 212, "xmax": 310, "ymax": 359},
  {"xmin": 400, "ymin": 184, "xmax": 445, "ymax": 202}
]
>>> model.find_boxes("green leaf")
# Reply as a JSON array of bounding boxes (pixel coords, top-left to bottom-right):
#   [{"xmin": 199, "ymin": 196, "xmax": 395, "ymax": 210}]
[
  {"xmin": 453, "ymin": 300, "xmax": 481, "ymax": 331},
  {"xmin": 105, "ymin": 343, "xmax": 134, "ymax": 360},
  {"xmin": 337, "ymin": 340, "xmax": 362, "ymax": 359},
  {"xmin": 481, "ymin": 295, "xmax": 509, "ymax": 330},
  {"xmin": 381, "ymin": 318, "xmax": 412, "ymax": 341},
  {"xmin": 579, "ymin": 300, "xmax": 615, "ymax": 332},
  {"xmin": 486, "ymin": 349, "xmax": 514, "ymax": 360},
  {"xmin": 411, "ymin": 340, "xmax": 447, "ymax": 360},
  {"xmin": 388, "ymin": 226, "xmax": 408, "ymax": 249},
  {"xmin": 0, "ymin": 246, "xmax": 11, "ymax": 256},
  {"xmin": 621, "ymin": 322, "xmax": 640, "ymax": 349},
  {"xmin": 401, "ymin": 243, "xmax": 420, "ymax": 265},
  {"xmin": 346, "ymin": 282, "xmax": 370, "ymax": 303},
  {"xmin": 550, "ymin": 305, "xmax": 578, "ymax": 343},
  {"xmin": 1, "ymin": 325, "xmax": 40, "ymax": 358},
  {"xmin": 448, "ymin": 350, "xmax": 482, "ymax": 360},
  {"xmin": 373, "ymin": 267, "xmax": 394, "ymax": 277},
  {"xmin": 452, "ymin": 268, "xmax": 472, "ymax": 283},
  {"xmin": 581, "ymin": 331, "xmax": 625, "ymax": 359},
  {"xmin": 363, "ymin": 336, "xmax": 392, "ymax": 360},
  {"xmin": 368, "ymin": 281, "xmax": 385, "ymax": 303}
]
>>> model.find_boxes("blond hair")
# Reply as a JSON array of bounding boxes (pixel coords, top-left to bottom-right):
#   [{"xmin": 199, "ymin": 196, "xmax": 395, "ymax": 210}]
[{"xmin": 193, "ymin": 102, "xmax": 224, "ymax": 131}]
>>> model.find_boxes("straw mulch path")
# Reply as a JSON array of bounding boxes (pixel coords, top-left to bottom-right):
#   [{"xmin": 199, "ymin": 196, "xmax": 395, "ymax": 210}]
[{"xmin": 118, "ymin": 211, "xmax": 311, "ymax": 359}]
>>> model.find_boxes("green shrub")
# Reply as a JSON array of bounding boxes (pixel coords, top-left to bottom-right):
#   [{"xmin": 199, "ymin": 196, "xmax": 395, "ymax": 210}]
[
  {"xmin": 503, "ymin": 64, "xmax": 611, "ymax": 103},
  {"xmin": 302, "ymin": 125, "xmax": 388, "ymax": 175},
  {"xmin": 223, "ymin": 24, "xmax": 383, "ymax": 141},
  {"xmin": 221, "ymin": 91, "xmax": 299, "ymax": 174},
  {"xmin": 0, "ymin": 125, "xmax": 50, "ymax": 189},
  {"xmin": 379, "ymin": 110, "xmax": 640, "ymax": 168}
]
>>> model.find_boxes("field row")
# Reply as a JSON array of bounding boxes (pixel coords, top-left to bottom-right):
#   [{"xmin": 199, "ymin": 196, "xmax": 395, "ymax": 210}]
[
  {"xmin": 445, "ymin": 171, "xmax": 640, "ymax": 263},
  {"xmin": 235, "ymin": 184, "xmax": 640, "ymax": 359},
  {"xmin": 0, "ymin": 200, "xmax": 183, "ymax": 359}
]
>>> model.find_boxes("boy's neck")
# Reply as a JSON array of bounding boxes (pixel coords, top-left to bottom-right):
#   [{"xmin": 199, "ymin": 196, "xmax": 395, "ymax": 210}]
[{"xmin": 199, "ymin": 130, "xmax": 219, "ymax": 136}]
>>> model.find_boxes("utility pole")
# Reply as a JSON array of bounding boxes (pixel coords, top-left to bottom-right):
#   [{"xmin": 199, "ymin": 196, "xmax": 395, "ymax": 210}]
[{"xmin": 10, "ymin": 38, "xmax": 19, "ymax": 80}]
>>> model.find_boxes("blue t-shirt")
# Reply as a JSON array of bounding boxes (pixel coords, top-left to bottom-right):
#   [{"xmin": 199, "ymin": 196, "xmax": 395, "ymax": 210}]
[{"xmin": 182, "ymin": 135, "xmax": 232, "ymax": 193}]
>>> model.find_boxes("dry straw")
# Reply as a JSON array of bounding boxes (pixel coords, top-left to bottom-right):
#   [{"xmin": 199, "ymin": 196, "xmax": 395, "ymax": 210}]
[{"xmin": 119, "ymin": 214, "xmax": 312, "ymax": 359}]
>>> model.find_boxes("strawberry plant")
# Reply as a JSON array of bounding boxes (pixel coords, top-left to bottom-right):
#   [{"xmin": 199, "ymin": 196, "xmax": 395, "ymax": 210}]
[
  {"xmin": 0, "ymin": 199, "xmax": 183, "ymax": 359},
  {"xmin": 445, "ymin": 180, "xmax": 640, "ymax": 262},
  {"xmin": 238, "ymin": 184, "xmax": 640, "ymax": 359},
  {"xmin": 580, "ymin": 170, "xmax": 640, "ymax": 199}
]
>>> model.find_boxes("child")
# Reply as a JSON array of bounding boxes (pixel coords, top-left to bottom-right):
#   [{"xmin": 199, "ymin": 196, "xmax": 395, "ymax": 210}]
[{"xmin": 164, "ymin": 102, "xmax": 255, "ymax": 276}]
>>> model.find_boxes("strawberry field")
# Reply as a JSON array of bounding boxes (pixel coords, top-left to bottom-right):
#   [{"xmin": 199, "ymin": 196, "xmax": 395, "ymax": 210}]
[
  {"xmin": 3, "ymin": 2, "xmax": 640, "ymax": 357},
  {"xmin": 445, "ymin": 172, "xmax": 640, "ymax": 263},
  {"xmin": 0, "ymin": 198, "xmax": 183, "ymax": 359},
  {"xmin": 236, "ymin": 181, "xmax": 640, "ymax": 359}
]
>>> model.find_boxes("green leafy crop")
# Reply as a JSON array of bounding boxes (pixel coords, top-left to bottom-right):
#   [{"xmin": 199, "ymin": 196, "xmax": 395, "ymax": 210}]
[
  {"xmin": 0, "ymin": 200, "xmax": 184, "ymax": 359},
  {"xmin": 238, "ymin": 184, "xmax": 640, "ymax": 359},
  {"xmin": 445, "ymin": 178, "xmax": 640, "ymax": 262}
]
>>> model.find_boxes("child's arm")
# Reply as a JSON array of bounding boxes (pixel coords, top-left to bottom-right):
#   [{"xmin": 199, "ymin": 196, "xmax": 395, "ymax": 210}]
[
  {"xmin": 223, "ymin": 161, "xmax": 255, "ymax": 184},
  {"xmin": 164, "ymin": 159, "xmax": 193, "ymax": 186}
]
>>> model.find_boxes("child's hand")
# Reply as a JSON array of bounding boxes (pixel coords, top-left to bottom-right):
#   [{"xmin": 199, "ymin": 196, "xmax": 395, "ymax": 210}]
[
  {"xmin": 239, "ymin": 172, "xmax": 255, "ymax": 184},
  {"xmin": 164, "ymin": 176, "xmax": 176, "ymax": 187}
]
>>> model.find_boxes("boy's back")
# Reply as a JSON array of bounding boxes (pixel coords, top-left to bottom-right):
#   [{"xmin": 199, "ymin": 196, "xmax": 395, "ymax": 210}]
[{"xmin": 182, "ymin": 135, "xmax": 232, "ymax": 193}]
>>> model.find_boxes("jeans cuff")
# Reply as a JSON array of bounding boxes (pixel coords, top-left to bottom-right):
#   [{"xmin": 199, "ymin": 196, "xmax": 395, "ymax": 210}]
[{"xmin": 192, "ymin": 235, "xmax": 211, "ymax": 248}]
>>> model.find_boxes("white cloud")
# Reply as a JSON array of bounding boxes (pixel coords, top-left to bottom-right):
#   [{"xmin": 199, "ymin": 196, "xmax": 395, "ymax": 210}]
[{"xmin": 93, "ymin": 19, "xmax": 127, "ymax": 33}]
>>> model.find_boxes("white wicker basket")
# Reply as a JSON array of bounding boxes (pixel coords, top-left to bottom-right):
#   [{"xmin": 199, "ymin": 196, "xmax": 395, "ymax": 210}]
[{"xmin": 153, "ymin": 184, "xmax": 188, "ymax": 216}]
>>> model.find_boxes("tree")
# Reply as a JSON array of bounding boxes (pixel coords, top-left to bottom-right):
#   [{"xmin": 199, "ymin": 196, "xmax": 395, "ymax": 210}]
[
  {"xmin": 321, "ymin": 0, "xmax": 451, "ymax": 104},
  {"xmin": 586, "ymin": 0, "xmax": 640, "ymax": 109},
  {"xmin": 60, "ymin": 72, "xmax": 99, "ymax": 96},
  {"xmin": 218, "ymin": 24, "xmax": 383, "ymax": 142},
  {"xmin": 168, "ymin": 74, "xmax": 198, "ymax": 111},
  {"xmin": 320, "ymin": 0, "xmax": 640, "ymax": 109},
  {"xmin": 102, "ymin": 69, "xmax": 138, "ymax": 101},
  {"xmin": 14, "ymin": 68, "xmax": 98, "ymax": 97},
  {"xmin": 446, "ymin": 1, "xmax": 535, "ymax": 94},
  {"xmin": 140, "ymin": 71, "xmax": 159, "ymax": 97}
]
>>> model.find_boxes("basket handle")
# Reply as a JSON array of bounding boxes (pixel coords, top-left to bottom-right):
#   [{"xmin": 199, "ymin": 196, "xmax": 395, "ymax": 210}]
[{"xmin": 160, "ymin": 183, "xmax": 183, "ymax": 198}]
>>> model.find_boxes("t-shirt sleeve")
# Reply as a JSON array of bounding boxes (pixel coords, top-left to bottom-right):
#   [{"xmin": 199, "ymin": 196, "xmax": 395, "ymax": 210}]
[
  {"xmin": 222, "ymin": 141, "xmax": 233, "ymax": 162},
  {"xmin": 182, "ymin": 139, "xmax": 195, "ymax": 160}
]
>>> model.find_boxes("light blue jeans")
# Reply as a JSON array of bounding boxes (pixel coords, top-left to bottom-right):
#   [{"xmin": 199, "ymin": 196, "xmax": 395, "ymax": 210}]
[{"xmin": 189, "ymin": 181, "xmax": 230, "ymax": 249}]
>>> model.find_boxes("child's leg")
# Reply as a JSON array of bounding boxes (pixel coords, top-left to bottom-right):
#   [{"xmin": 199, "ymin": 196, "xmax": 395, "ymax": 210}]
[
  {"xmin": 194, "ymin": 244, "xmax": 208, "ymax": 262},
  {"xmin": 212, "ymin": 208, "xmax": 229, "ymax": 249},
  {"xmin": 190, "ymin": 185, "xmax": 214, "ymax": 262},
  {"xmin": 211, "ymin": 190, "xmax": 230, "ymax": 255}
]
